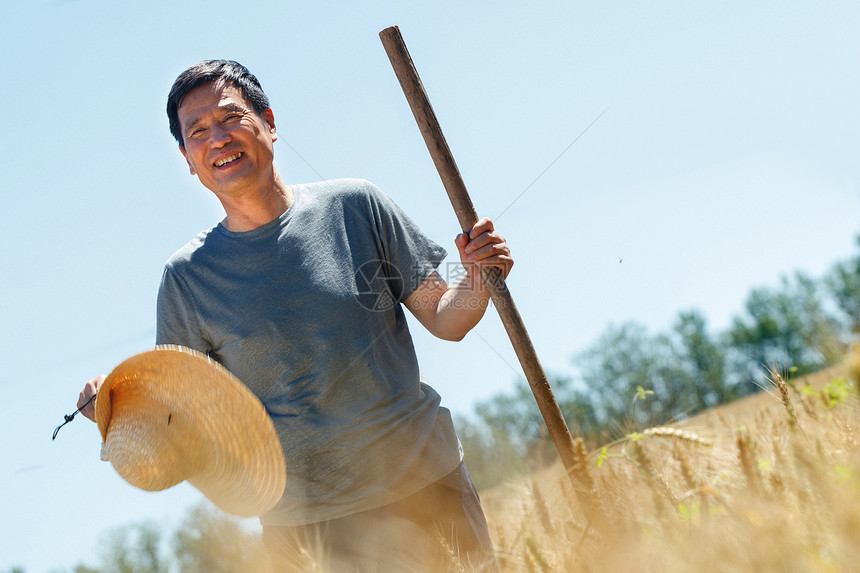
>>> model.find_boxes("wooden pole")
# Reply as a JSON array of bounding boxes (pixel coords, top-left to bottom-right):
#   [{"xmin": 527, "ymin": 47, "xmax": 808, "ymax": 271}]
[{"xmin": 379, "ymin": 25, "xmax": 580, "ymax": 482}]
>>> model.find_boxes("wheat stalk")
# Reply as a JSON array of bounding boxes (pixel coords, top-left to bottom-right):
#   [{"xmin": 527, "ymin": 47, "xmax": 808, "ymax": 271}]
[
  {"xmin": 530, "ymin": 481, "xmax": 554, "ymax": 536},
  {"xmin": 643, "ymin": 426, "xmax": 713, "ymax": 447},
  {"xmin": 766, "ymin": 366, "xmax": 800, "ymax": 431},
  {"xmin": 573, "ymin": 436, "xmax": 596, "ymax": 492},
  {"xmin": 736, "ymin": 426, "xmax": 763, "ymax": 494}
]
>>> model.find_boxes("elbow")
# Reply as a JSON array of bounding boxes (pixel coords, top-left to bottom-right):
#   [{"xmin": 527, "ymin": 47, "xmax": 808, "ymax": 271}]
[{"xmin": 435, "ymin": 329, "xmax": 468, "ymax": 342}]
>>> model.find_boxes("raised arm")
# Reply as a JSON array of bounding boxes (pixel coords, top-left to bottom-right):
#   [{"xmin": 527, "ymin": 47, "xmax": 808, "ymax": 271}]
[{"xmin": 405, "ymin": 217, "xmax": 513, "ymax": 341}]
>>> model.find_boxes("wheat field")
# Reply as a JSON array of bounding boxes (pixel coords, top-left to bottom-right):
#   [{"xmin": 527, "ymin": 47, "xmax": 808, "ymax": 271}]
[
  {"xmin": 474, "ymin": 349, "xmax": 860, "ymax": 573},
  {"xmin": 168, "ymin": 351, "xmax": 860, "ymax": 572}
]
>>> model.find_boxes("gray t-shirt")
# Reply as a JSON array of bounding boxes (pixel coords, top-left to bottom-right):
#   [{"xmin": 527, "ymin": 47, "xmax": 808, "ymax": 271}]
[{"xmin": 156, "ymin": 179, "xmax": 462, "ymax": 526}]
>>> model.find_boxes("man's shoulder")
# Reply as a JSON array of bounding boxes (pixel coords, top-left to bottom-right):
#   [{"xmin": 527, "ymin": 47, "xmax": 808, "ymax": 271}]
[
  {"xmin": 163, "ymin": 227, "xmax": 217, "ymax": 272},
  {"xmin": 301, "ymin": 178, "xmax": 384, "ymax": 203}
]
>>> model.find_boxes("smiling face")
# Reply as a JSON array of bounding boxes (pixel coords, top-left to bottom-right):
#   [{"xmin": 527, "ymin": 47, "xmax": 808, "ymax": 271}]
[{"xmin": 177, "ymin": 81, "xmax": 278, "ymax": 200}]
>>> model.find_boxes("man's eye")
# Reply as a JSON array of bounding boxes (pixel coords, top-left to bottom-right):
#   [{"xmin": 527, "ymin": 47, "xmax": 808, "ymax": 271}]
[{"xmin": 189, "ymin": 127, "xmax": 206, "ymax": 138}]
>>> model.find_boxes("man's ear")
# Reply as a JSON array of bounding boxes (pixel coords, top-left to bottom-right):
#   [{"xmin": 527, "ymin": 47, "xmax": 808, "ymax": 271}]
[
  {"xmin": 179, "ymin": 144, "xmax": 197, "ymax": 175},
  {"xmin": 263, "ymin": 108, "xmax": 278, "ymax": 142}
]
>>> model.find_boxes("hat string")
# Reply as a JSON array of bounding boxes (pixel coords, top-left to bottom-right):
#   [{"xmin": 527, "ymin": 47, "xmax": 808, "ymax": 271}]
[{"xmin": 52, "ymin": 394, "xmax": 96, "ymax": 441}]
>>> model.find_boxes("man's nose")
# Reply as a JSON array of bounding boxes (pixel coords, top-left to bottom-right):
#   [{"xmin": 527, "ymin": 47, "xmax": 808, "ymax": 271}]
[{"xmin": 208, "ymin": 124, "xmax": 231, "ymax": 147}]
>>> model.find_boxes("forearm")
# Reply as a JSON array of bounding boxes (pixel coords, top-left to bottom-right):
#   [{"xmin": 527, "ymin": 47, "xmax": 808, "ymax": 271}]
[
  {"xmin": 429, "ymin": 273, "xmax": 492, "ymax": 341},
  {"xmin": 405, "ymin": 270, "xmax": 491, "ymax": 341},
  {"xmin": 406, "ymin": 217, "xmax": 513, "ymax": 341}
]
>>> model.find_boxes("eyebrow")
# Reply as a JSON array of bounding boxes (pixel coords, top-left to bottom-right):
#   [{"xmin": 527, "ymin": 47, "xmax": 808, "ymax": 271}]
[{"xmin": 182, "ymin": 102, "xmax": 249, "ymax": 137}]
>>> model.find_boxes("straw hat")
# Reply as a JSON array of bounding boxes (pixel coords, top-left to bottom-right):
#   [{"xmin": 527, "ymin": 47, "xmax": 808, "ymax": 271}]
[{"xmin": 96, "ymin": 345, "xmax": 286, "ymax": 517}]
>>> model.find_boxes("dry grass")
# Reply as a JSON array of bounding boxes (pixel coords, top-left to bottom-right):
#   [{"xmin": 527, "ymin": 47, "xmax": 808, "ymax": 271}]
[{"xmin": 473, "ymin": 348, "xmax": 860, "ymax": 573}]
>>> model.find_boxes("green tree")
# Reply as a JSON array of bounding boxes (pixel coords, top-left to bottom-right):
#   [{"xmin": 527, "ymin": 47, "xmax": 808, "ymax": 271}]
[
  {"xmin": 825, "ymin": 234, "xmax": 860, "ymax": 335},
  {"xmin": 173, "ymin": 504, "xmax": 268, "ymax": 573},
  {"xmin": 455, "ymin": 414, "xmax": 530, "ymax": 489},
  {"xmin": 550, "ymin": 376, "xmax": 602, "ymax": 440},
  {"xmin": 573, "ymin": 314, "xmax": 738, "ymax": 432},
  {"xmin": 672, "ymin": 309, "xmax": 738, "ymax": 408},
  {"xmin": 727, "ymin": 272, "xmax": 844, "ymax": 383},
  {"xmin": 575, "ymin": 322, "xmax": 695, "ymax": 431},
  {"xmin": 459, "ymin": 374, "xmax": 600, "ymax": 486},
  {"xmin": 69, "ymin": 505, "xmax": 268, "ymax": 573},
  {"xmin": 472, "ymin": 380, "xmax": 558, "ymax": 469},
  {"xmin": 94, "ymin": 521, "xmax": 166, "ymax": 573}
]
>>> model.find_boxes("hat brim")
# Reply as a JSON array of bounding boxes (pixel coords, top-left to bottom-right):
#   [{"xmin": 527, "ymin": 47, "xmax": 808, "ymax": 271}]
[{"xmin": 96, "ymin": 345, "xmax": 286, "ymax": 517}]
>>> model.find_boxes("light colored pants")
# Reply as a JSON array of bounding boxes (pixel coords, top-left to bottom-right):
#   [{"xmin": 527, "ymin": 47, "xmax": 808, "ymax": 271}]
[{"xmin": 262, "ymin": 463, "xmax": 497, "ymax": 572}]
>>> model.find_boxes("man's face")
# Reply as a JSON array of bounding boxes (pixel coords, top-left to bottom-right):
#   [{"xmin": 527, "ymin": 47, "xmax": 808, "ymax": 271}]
[{"xmin": 177, "ymin": 82, "xmax": 278, "ymax": 199}]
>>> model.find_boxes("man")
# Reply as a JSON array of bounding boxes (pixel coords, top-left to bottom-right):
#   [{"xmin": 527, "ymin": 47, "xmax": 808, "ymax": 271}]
[{"xmin": 79, "ymin": 60, "xmax": 512, "ymax": 571}]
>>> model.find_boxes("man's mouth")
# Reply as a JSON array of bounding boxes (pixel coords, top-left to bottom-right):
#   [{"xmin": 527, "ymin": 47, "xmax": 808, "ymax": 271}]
[{"xmin": 214, "ymin": 152, "xmax": 243, "ymax": 167}]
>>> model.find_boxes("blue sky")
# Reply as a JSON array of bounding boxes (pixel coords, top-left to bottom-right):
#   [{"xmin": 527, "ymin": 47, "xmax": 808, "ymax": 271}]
[{"xmin": 3, "ymin": 1, "xmax": 859, "ymax": 571}]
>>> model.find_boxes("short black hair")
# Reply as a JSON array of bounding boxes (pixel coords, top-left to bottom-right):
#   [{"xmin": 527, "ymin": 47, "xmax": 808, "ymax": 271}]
[{"xmin": 166, "ymin": 60, "xmax": 270, "ymax": 148}]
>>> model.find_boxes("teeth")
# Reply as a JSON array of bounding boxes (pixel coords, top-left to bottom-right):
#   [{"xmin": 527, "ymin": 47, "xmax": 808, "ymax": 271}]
[{"xmin": 214, "ymin": 153, "xmax": 242, "ymax": 167}]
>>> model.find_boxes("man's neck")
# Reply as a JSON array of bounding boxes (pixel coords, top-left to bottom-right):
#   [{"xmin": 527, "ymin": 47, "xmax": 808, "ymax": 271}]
[{"xmin": 219, "ymin": 173, "xmax": 293, "ymax": 232}]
